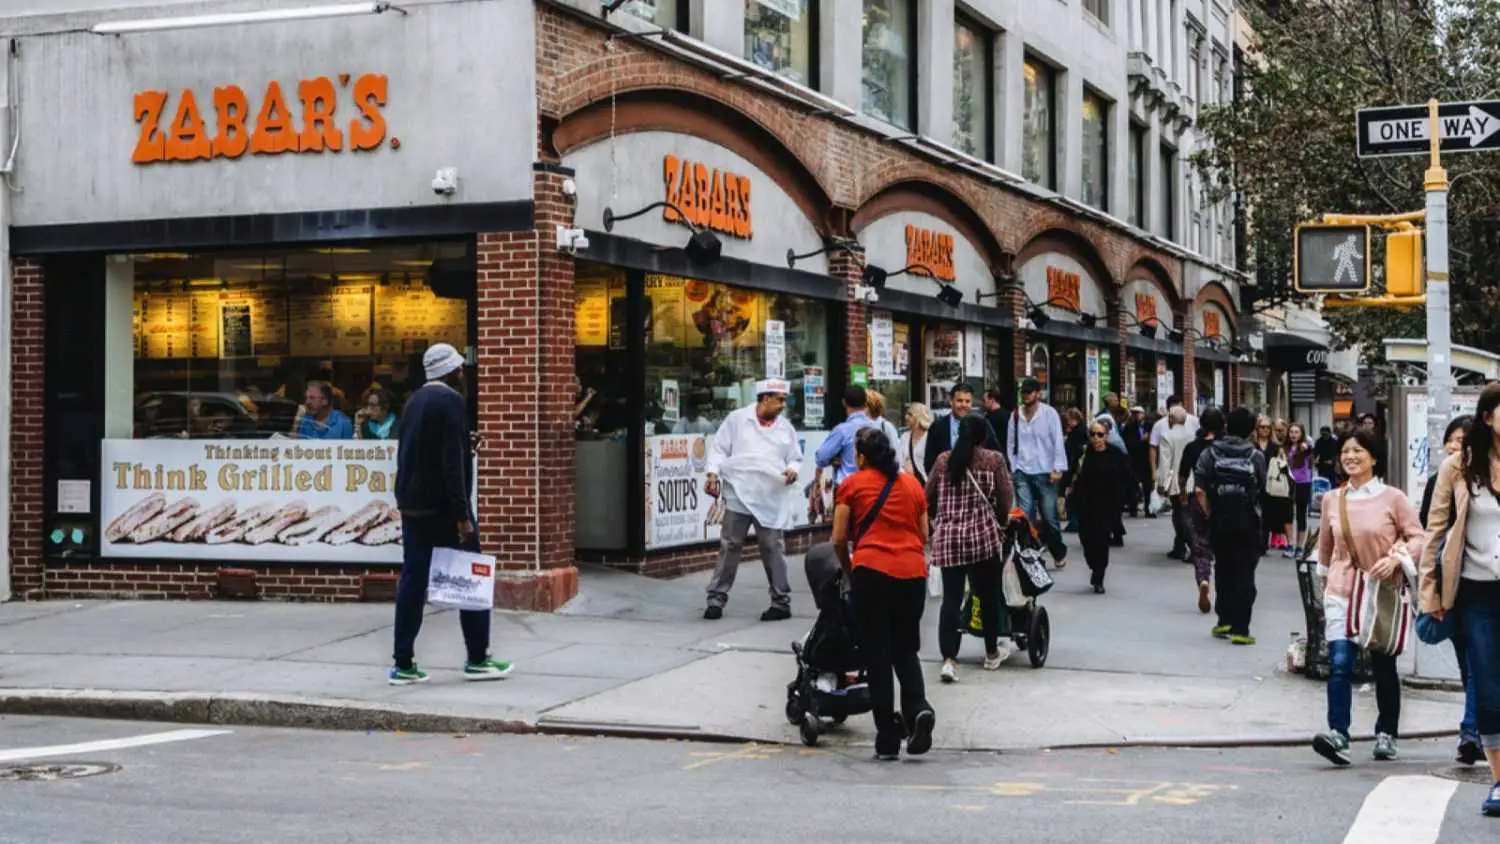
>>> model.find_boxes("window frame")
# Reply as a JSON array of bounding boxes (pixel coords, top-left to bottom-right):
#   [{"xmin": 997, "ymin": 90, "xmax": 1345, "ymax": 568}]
[
  {"xmin": 1022, "ymin": 54, "xmax": 1058, "ymax": 190},
  {"xmin": 952, "ymin": 10, "xmax": 996, "ymax": 162},
  {"xmin": 1080, "ymin": 87, "xmax": 1111, "ymax": 212},
  {"xmin": 1083, "ymin": 0, "xmax": 1110, "ymax": 27},
  {"xmin": 743, "ymin": 0, "xmax": 820, "ymax": 90},
  {"xmin": 1128, "ymin": 122, "xmax": 1146, "ymax": 228},
  {"xmin": 1160, "ymin": 143, "xmax": 1177, "ymax": 241}
]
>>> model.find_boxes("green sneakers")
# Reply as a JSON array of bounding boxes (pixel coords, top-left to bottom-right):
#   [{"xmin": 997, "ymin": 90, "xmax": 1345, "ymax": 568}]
[
  {"xmin": 388, "ymin": 665, "xmax": 430, "ymax": 686},
  {"xmin": 1373, "ymin": 733, "xmax": 1399, "ymax": 761},
  {"xmin": 1211, "ymin": 625, "xmax": 1232, "ymax": 639},
  {"xmin": 463, "ymin": 657, "xmax": 515, "ymax": 682},
  {"xmin": 1230, "ymin": 634, "xmax": 1257, "ymax": 646},
  {"xmin": 1313, "ymin": 730, "xmax": 1352, "ymax": 767}
]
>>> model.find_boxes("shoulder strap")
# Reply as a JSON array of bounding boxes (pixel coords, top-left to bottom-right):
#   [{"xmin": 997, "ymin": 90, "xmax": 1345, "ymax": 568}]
[
  {"xmin": 1338, "ymin": 488, "xmax": 1361, "ymax": 568},
  {"xmin": 854, "ymin": 475, "xmax": 898, "ymax": 544},
  {"xmin": 908, "ymin": 435, "xmax": 926, "ymax": 485}
]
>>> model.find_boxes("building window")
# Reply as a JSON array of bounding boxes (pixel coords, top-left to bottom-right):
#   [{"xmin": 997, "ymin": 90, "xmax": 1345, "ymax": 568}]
[
  {"xmin": 953, "ymin": 15, "xmax": 993, "ymax": 160},
  {"xmin": 1022, "ymin": 57, "xmax": 1056, "ymax": 188},
  {"xmin": 1186, "ymin": 44, "xmax": 1200, "ymax": 105},
  {"xmin": 1159, "ymin": 144, "xmax": 1176, "ymax": 240},
  {"xmin": 1081, "ymin": 90, "xmax": 1110, "ymax": 211},
  {"xmin": 604, "ymin": 0, "xmax": 685, "ymax": 30},
  {"xmin": 745, "ymin": 0, "xmax": 816, "ymax": 86},
  {"xmin": 861, "ymin": 0, "xmax": 916, "ymax": 130},
  {"xmin": 1128, "ymin": 123, "xmax": 1145, "ymax": 228},
  {"xmin": 1083, "ymin": 0, "xmax": 1110, "ymax": 26}
]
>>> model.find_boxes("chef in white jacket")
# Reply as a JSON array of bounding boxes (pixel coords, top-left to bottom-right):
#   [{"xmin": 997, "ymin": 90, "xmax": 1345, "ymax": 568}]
[{"xmin": 702, "ymin": 379, "xmax": 803, "ymax": 622}]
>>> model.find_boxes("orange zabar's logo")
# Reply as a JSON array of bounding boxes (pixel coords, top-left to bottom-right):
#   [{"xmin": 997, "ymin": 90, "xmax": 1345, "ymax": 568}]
[
  {"xmin": 1046, "ymin": 266, "xmax": 1081, "ymax": 312},
  {"xmin": 471, "ymin": 563, "xmax": 492, "ymax": 578},
  {"xmin": 904, "ymin": 225, "xmax": 956, "ymax": 282},
  {"xmin": 132, "ymin": 73, "xmax": 392, "ymax": 165},
  {"xmin": 662, "ymin": 154, "xmax": 752, "ymax": 239},
  {"xmin": 1134, "ymin": 291, "xmax": 1159, "ymax": 326},
  {"xmin": 1203, "ymin": 310, "xmax": 1222, "ymax": 339}
]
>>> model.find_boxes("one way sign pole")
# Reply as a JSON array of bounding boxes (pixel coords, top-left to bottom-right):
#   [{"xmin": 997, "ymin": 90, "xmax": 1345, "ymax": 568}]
[{"xmin": 1357, "ymin": 99, "xmax": 1500, "ymax": 158}]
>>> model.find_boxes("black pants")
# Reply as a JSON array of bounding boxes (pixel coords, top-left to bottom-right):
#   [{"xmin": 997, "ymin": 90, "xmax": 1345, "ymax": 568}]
[
  {"xmin": 1212, "ymin": 536, "xmax": 1260, "ymax": 635},
  {"xmin": 1080, "ymin": 520, "xmax": 1112, "ymax": 586},
  {"xmin": 1170, "ymin": 496, "xmax": 1191, "ymax": 556},
  {"xmin": 1292, "ymin": 482, "xmax": 1312, "ymax": 536},
  {"xmin": 937, "ymin": 559, "xmax": 1001, "ymax": 659},
  {"xmin": 851, "ymin": 567, "xmax": 930, "ymax": 750}
]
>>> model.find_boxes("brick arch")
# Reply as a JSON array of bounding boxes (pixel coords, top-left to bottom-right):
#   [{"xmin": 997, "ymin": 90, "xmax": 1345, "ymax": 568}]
[
  {"xmin": 849, "ymin": 180, "xmax": 1011, "ymax": 275},
  {"xmin": 1122, "ymin": 256, "xmax": 1185, "ymax": 316},
  {"xmin": 549, "ymin": 87, "xmax": 839, "ymax": 235},
  {"xmin": 1193, "ymin": 280, "xmax": 1240, "ymax": 337},
  {"xmin": 1015, "ymin": 226, "xmax": 1116, "ymax": 292}
]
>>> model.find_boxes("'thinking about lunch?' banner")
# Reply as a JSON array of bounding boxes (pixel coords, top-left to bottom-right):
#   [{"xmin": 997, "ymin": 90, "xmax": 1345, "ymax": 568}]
[
  {"xmin": 100, "ymin": 438, "xmax": 415, "ymax": 563},
  {"xmin": 643, "ymin": 431, "xmax": 832, "ymax": 549}
]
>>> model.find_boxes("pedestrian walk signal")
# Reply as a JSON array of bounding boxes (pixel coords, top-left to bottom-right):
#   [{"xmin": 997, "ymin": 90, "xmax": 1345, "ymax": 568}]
[{"xmin": 1295, "ymin": 224, "xmax": 1372, "ymax": 294}]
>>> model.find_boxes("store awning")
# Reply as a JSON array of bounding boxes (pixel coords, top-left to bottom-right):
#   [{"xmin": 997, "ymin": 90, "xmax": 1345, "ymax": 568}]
[{"xmin": 1264, "ymin": 331, "xmax": 1330, "ymax": 373}]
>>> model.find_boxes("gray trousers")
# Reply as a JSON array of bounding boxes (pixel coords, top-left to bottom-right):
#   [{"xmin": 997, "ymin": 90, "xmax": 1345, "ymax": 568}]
[{"xmin": 706, "ymin": 508, "xmax": 790, "ymax": 608}]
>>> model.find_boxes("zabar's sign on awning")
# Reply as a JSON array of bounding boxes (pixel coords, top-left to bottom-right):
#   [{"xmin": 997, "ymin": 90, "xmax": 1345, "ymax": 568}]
[
  {"xmin": 132, "ymin": 73, "xmax": 392, "ymax": 164},
  {"xmin": 1046, "ymin": 266, "xmax": 1082, "ymax": 312},
  {"xmin": 904, "ymin": 225, "xmax": 956, "ymax": 282},
  {"xmin": 662, "ymin": 154, "xmax": 753, "ymax": 239}
]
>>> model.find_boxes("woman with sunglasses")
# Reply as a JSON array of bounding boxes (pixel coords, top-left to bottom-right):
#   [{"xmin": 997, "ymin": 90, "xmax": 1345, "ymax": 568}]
[
  {"xmin": 1252, "ymin": 414, "xmax": 1288, "ymax": 555},
  {"xmin": 355, "ymin": 387, "xmax": 400, "ymax": 440},
  {"xmin": 1065, "ymin": 420, "xmax": 1133, "ymax": 593}
]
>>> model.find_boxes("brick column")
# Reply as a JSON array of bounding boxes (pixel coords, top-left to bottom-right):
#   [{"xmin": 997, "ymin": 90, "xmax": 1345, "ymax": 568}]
[
  {"xmin": 1114, "ymin": 297, "xmax": 1130, "ymax": 402},
  {"xmin": 1009, "ymin": 285, "xmax": 1028, "ymax": 387},
  {"xmin": 1229, "ymin": 362, "xmax": 1240, "ymax": 410},
  {"xmin": 831, "ymin": 248, "xmax": 867, "ymax": 366},
  {"xmin": 1180, "ymin": 306, "xmax": 1196, "ymax": 408},
  {"xmin": 475, "ymin": 162, "xmax": 580, "ymax": 612},
  {"xmin": 10, "ymin": 257, "xmax": 44, "ymax": 599}
]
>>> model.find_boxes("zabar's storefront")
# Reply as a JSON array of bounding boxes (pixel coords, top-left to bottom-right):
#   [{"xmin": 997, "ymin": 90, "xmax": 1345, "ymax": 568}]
[
  {"xmin": 556, "ymin": 118, "xmax": 848, "ymax": 572},
  {"xmin": 6, "ymin": 2, "xmax": 548, "ymax": 603},
  {"xmin": 1120, "ymin": 272, "xmax": 1185, "ymax": 414},
  {"xmin": 1016, "ymin": 241, "xmax": 1121, "ymax": 417},
  {"xmin": 1193, "ymin": 300, "xmax": 1236, "ymax": 414},
  {"xmin": 853, "ymin": 202, "xmax": 1014, "ymax": 424}
]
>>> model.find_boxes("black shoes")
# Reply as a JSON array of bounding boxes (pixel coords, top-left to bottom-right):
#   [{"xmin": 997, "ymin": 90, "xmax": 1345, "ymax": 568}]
[
  {"xmin": 906, "ymin": 710, "xmax": 935, "ymax": 756},
  {"xmin": 760, "ymin": 605, "xmax": 792, "ymax": 622},
  {"xmin": 703, "ymin": 605, "xmax": 723, "ymax": 620},
  {"xmin": 1458, "ymin": 738, "xmax": 1484, "ymax": 765},
  {"xmin": 1093, "ymin": 584, "xmax": 1106, "ymax": 594}
]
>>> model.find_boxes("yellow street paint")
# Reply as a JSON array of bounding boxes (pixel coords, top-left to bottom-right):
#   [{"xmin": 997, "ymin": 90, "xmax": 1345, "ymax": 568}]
[
  {"xmin": 987, "ymin": 782, "xmax": 1047, "ymax": 797},
  {"xmin": 377, "ymin": 762, "xmax": 425, "ymax": 771},
  {"xmin": 682, "ymin": 743, "xmax": 785, "ymax": 771},
  {"xmin": 950, "ymin": 805, "xmax": 989, "ymax": 812},
  {"xmin": 889, "ymin": 778, "xmax": 1235, "ymax": 808}
]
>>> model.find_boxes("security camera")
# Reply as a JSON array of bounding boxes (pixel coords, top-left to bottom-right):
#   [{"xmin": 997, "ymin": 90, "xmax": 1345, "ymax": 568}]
[
  {"xmin": 562, "ymin": 178, "xmax": 577, "ymax": 198},
  {"xmin": 556, "ymin": 225, "xmax": 590, "ymax": 255},
  {"xmin": 431, "ymin": 167, "xmax": 459, "ymax": 196},
  {"xmin": 854, "ymin": 284, "xmax": 879, "ymax": 304}
]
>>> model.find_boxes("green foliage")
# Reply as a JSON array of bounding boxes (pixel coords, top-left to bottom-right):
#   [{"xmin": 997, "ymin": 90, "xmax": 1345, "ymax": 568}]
[{"xmin": 1193, "ymin": 0, "xmax": 1500, "ymax": 360}]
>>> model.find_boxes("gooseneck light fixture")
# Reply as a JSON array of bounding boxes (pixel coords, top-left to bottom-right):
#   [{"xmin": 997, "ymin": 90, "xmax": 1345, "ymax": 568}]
[
  {"xmin": 91, "ymin": 2, "xmax": 405, "ymax": 35},
  {"xmin": 603, "ymin": 201, "xmax": 723, "ymax": 266}
]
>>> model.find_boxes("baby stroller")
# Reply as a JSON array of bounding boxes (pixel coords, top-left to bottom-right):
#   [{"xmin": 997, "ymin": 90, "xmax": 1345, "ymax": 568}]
[
  {"xmin": 785, "ymin": 543, "xmax": 871, "ymax": 747},
  {"xmin": 955, "ymin": 508, "xmax": 1052, "ymax": 668}
]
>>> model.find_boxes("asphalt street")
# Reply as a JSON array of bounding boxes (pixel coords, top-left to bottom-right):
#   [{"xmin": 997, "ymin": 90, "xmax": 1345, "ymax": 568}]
[{"xmin": 0, "ymin": 715, "xmax": 1494, "ymax": 844}]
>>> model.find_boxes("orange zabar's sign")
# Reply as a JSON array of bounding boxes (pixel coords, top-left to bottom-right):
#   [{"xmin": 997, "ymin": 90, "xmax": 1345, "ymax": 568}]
[
  {"xmin": 1203, "ymin": 310, "xmax": 1222, "ymax": 339},
  {"xmin": 1134, "ymin": 291, "xmax": 1159, "ymax": 326},
  {"xmin": 1046, "ymin": 266, "xmax": 1082, "ymax": 312},
  {"xmin": 132, "ymin": 73, "xmax": 391, "ymax": 165},
  {"xmin": 904, "ymin": 225, "xmax": 956, "ymax": 282},
  {"xmin": 663, "ymin": 154, "xmax": 752, "ymax": 239}
]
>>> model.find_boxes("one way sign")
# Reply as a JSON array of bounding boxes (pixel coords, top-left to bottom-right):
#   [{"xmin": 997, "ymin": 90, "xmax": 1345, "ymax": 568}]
[{"xmin": 1357, "ymin": 100, "xmax": 1500, "ymax": 158}]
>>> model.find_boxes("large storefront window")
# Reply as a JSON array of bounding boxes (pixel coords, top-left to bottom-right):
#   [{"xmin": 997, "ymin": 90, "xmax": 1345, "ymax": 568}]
[
  {"xmin": 1049, "ymin": 342, "xmax": 1087, "ymax": 414},
  {"xmin": 868, "ymin": 313, "xmax": 915, "ymax": 426},
  {"xmin": 953, "ymin": 15, "xmax": 992, "ymax": 159},
  {"xmin": 130, "ymin": 241, "xmax": 471, "ymax": 440},
  {"xmin": 745, "ymin": 0, "xmax": 814, "ymax": 85},
  {"xmin": 862, "ymin": 0, "xmax": 915, "ymax": 130}
]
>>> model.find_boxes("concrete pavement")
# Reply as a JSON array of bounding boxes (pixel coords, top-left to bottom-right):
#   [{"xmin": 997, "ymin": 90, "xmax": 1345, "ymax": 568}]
[{"xmin": 0, "ymin": 516, "xmax": 1467, "ymax": 750}]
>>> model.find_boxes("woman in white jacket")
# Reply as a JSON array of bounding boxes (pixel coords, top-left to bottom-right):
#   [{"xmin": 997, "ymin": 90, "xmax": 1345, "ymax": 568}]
[
  {"xmin": 897, "ymin": 403, "xmax": 933, "ymax": 486},
  {"xmin": 1156, "ymin": 407, "xmax": 1197, "ymax": 567}
]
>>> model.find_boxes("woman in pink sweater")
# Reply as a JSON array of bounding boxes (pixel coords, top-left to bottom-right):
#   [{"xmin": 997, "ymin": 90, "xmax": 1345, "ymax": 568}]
[{"xmin": 1312, "ymin": 428, "xmax": 1425, "ymax": 767}]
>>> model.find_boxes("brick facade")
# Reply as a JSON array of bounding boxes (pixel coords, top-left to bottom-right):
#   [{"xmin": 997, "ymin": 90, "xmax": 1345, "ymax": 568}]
[{"xmin": 10, "ymin": 258, "xmax": 43, "ymax": 600}]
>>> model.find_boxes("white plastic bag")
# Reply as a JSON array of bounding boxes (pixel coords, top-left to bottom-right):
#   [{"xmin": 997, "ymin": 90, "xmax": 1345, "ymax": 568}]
[
  {"xmin": 927, "ymin": 564, "xmax": 942, "ymax": 598},
  {"xmin": 1149, "ymin": 489, "xmax": 1167, "ymax": 515},
  {"xmin": 719, "ymin": 453, "xmax": 800, "ymax": 530},
  {"xmin": 1001, "ymin": 558, "xmax": 1026, "ymax": 607},
  {"xmin": 426, "ymin": 547, "xmax": 497, "ymax": 611}
]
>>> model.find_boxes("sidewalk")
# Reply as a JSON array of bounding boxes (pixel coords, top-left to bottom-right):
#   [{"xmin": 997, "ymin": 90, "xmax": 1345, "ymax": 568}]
[{"xmin": 0, "ymin": 517, "xmax": 1465, "ymax": 751}]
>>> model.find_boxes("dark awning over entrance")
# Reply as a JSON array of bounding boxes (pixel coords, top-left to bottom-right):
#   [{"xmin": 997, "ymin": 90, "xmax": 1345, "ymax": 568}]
[{"xmin": 1264, "ymin": 331, "xmax": 1330, "ymax": 373}]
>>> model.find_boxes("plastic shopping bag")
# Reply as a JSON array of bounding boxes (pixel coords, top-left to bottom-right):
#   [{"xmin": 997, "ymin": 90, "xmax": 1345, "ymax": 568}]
[
  {"xmin": 1149, "ymin": 489, "xmax": 1166, "ymax": 516},
  {"xmin": 426, "ymin": 547, "xmax": 497, "ymax": 611},
  {"xmin": 1001, "ymin": 558, "xmax": 1027, "ymax": 607},
  {"xmin": 719, "ymin": 453, "xmax": 801, "ymax": 531},
  {"xmin": 927, "ymin": 564, "xmax": 942, "ymax": 598}
]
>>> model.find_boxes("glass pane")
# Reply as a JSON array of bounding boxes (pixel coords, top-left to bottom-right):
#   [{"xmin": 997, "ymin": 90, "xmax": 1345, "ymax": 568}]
[
  {"xmin": 1128, "ymin": 127, "xmax": 1143, "ymax": 227},
  {"xmin": 1159, "ymin": 146, "xmax": 1175, "ymax": 238},
  {"xmin": 867, "ymin": 315, "xmax": 913, "ymax": 428},
  {"xmin": 745, "ymin": 0, "xmax": 812, "ymax": 85},
  {"xmin": 862, "ymin": 0, "xmax": 913, "ymax": 130},
  {"xmin": 1023, "ymin": 59, "xmax": 1053, "ymax": 187},
  {"xmin": 1081, "ymin": 93, "xmax": 1108, "ymax": 210},
  {"xmin": 953, "ymin": 19, "xmax": 989, "ymax": 158},
  {"xmin": 602, "ymin": 0, "xmax": 679, "ymax": 28},
  {"xmin": 131, "ymin": 242, "xmax": 470, "ymax": 441}
]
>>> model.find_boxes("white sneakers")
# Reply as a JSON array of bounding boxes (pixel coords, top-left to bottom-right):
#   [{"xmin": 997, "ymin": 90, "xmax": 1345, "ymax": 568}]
[{"xmin": 940, "ymin": 661, "xmax": 958, "ymax": 683}]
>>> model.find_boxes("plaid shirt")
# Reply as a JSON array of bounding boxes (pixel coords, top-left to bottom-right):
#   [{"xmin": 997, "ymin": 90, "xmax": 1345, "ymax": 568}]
[{"xmin": 926, "ymin": 449, "xmax": 1012, "ymax": 568}]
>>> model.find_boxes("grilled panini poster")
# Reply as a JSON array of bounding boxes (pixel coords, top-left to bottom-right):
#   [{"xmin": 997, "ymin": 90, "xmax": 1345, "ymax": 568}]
[{"xmin": 100, "ymin": 439, "xmax": 407, "ymax": 563}]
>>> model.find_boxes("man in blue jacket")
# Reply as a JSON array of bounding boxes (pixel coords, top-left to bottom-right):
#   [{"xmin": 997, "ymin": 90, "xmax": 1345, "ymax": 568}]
[{"xmin": 388, "ymin": 343, "xmax": 512, "ymax": 685}]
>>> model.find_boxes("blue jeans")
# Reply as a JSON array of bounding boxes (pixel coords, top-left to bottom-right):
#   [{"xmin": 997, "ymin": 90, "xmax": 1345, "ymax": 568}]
[
  {"xmin": 1326, "ymin": 638, "xmax": 1401, "ymax": 738},
  {"xmin": 1456, "ymin": 579, "xmax": 1500, "ymax": 749},
  {"xmin": 1454, "ymin": 631, "xmax": 1480, "ymax": 743},
  {"xmin": 1014, "ymin": 472, "xmax": 1067, "ymax": 561},
  {"xmin": 392, "ymin": 512, "xmax": 491, "ymax": 670}
]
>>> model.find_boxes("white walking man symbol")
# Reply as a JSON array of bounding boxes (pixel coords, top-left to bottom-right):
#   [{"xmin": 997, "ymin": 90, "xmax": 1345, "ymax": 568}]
[{"xmin": 1331, "ymin": 234, "xmax": 1363, "ymax": 287}]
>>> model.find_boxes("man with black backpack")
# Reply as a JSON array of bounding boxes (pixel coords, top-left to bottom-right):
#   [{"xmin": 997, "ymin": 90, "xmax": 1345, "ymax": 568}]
[{"xmin": 1194, "ymin": 408, "xmax": 1268, "ymax": 645}]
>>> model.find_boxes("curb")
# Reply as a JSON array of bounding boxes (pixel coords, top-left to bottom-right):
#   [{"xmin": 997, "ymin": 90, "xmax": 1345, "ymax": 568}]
[{"xmin": 0, "ymin": 689, "xmax": 1462, "ymax": 752}]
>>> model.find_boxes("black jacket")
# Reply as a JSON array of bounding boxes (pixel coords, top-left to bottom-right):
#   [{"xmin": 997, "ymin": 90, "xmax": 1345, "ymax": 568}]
[
  {"xmin": 923, "ymin": 411, "xmax": 1000, "ymax": 476},
  {"xmin": 1070, "ymin": 445, "xmax": 1132, "ymax": 517},
  {"xmin": 395, "ymin": 383, "xmax": 473, "ymax": 521}
]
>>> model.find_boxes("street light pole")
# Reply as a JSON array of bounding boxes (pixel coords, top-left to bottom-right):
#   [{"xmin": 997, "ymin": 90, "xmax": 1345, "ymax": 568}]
[{"xmin": 1424, "ymin": 98, "xmax": 1453, "ymax": 472}]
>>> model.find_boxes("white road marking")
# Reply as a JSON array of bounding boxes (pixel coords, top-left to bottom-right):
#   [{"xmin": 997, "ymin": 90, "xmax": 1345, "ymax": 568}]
[
  {"xmin": 0, "ymin": 729, "xmax": 231, "ymax": 764},
  {"xmin": 1342, "ymin": 775, "xmax": 1457, "ymax": 844}
]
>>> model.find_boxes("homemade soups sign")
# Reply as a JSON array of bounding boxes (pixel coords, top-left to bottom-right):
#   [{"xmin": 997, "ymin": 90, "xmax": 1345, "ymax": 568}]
[{"xmin": 100, "ymin": 439, "xmax": 404, "ymax": 563}]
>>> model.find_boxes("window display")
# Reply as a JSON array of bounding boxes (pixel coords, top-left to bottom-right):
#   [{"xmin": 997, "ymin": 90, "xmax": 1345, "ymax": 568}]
[
  {"xmin": 1023, "ymin": 58, "xmax": 1055, "ymax": 188},
  {"xmin": 867, "ymin": 312, "xmax": 913, "ymax": 426},
  {"xmin": 861, "ymin": 0, "xmax": 914, "ymax": 130},
  {"xmin": 745, "ymin": 0, "xmax": 813, "ymax": 85},
  {"xmin": 1081, "ymin": 91, "xmax": 1109, "ymax": 210},
  {"xmin": 130, "ymin": 241, "xmax": 471, "ymax": 440},
  {"xmin": 953, "ymin": 16, "xmax": 990, "ymax": 159}
]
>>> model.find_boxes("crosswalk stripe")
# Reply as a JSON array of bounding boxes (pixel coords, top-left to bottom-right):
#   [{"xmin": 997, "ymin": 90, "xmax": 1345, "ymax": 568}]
[
  {"xmin": 1341, "ymin": 775, "xmax": 1458, "ymax": 844},
  {"xmin": 0, "ymin": 729, "xmax": 232, "ymax": 764}
]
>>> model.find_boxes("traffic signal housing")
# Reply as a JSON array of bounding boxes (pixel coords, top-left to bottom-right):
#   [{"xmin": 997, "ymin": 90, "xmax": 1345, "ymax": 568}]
[
  {"xmin": 1385, "ymin": 229, "xmax": 1423, "ymax": 297},
  {"xmin": 1295, "ymin": 223, "xmax": 1372, "ymax": 294}
]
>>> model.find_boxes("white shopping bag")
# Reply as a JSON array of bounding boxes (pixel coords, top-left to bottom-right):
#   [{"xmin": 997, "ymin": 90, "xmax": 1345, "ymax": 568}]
[
  {"xmin": 426, "ymin": 547, "xmax": 497, "ymax": 611},
  {"xmin": 927, "ymin": 564, "xmax": 942, "ymax": 598},
  {"xmin": 1001, "ymin": 559, "xmax": 1026, "ymax": 607}
]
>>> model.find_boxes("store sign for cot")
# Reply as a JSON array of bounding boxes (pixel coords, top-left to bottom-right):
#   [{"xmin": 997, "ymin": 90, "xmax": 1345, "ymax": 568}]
[
  {"xmin": 132, "ymin": 73, "xmax": 393, "ymax": 164},
  {"xmin": 662, "ymin": 154, "xmax": 754, "ymax": 239}
]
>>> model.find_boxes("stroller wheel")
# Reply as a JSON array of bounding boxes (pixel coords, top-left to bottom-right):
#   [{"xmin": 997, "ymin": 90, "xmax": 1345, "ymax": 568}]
[
  {"xmin": 785, "ymin": 690, "xmax": 802, "ymax": 726},
  {"xmin": 829, "ymin": 713, "xmax": 847, "ymax": 725},
  {"xmin": 799, "ymin": 711, "xmax": 821, "ymax": 747},
  {"xmin": 1028, "ymin": 606, "xmax": 1051, "ymax": 668}
]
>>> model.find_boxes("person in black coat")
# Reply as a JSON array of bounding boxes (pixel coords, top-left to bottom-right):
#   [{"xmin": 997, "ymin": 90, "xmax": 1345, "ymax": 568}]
[
  {"xmin": 923, "ymin": 383, "xmax": 999, "ymax": 476},
  {"xmin": 1065, "ymin": 419, "xmax": 1134, "ymax": 594}
]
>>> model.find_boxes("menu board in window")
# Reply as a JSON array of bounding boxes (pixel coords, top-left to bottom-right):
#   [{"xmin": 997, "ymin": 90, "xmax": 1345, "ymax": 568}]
[
  {"xmin": 373, "ymin": 282, "xmax": 467, "ymax": 356},
  {"xmin": 136, "ymin": 291, "xmax": 210, "ymax": 360},
  {"xmin": 220, "ymin": 301, "xmax": 253, "ymax": 358},
  {"xmin": 290, "ymin": 285, "xmax": 372, "ymax": 358}
]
